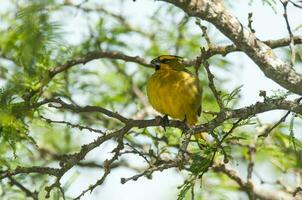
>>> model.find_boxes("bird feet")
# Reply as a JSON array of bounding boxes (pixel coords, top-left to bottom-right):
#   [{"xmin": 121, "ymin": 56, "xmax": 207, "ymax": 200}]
[
  {"xmin": 182, "ymin": 115, "xmax": 190, "ymax": 130},
  {"xmin": 182, "ymin": 115, "xmax": 187, "ymax": 124},
  {"xmin": 161, "ymin": 115, "xmax": 169, "ymax": 131}
]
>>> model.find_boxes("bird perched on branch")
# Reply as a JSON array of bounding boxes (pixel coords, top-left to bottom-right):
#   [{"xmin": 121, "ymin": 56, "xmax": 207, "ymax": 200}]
[{"xmin": 147, "ymin": 55, "xmax": 203, "ymax": 139}]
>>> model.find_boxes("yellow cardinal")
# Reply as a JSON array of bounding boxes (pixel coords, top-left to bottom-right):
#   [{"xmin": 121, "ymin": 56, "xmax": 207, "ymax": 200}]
[{"xmin": 147, "ymin": 55, "xmax": 202, "ymax": 137}]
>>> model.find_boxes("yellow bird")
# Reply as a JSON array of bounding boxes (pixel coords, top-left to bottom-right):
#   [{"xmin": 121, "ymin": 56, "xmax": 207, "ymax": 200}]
[{"xmin": 147, "ymin": 55, "xmax": 202, "ymax": 135}]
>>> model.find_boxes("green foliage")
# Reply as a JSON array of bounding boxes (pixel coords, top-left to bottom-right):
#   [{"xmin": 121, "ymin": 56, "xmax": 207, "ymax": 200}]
[
  {"xmin": 177, "ymin": 178, "xmax": 195, "ymax": 200},
  {"xmin": 0, "ymin": 87, "xmax": 34, "ymax": 152},
  {"xmin": 0, "ymin": 0, "xmax": 65, "ymax": 154},
  {"xmin": 221, "ymin": 85, "xmax": 243, "ymax": 107},
  {"xmin": 1, "ymin": 2, "xmax": 60, "ymax": 70},
  {"xmin": 0, "ymin": 0, "xmax": 301, "ymax": 200},
  {"xmin": 0, "ymin": 0, "xmax": 63, "ymax": 106}
]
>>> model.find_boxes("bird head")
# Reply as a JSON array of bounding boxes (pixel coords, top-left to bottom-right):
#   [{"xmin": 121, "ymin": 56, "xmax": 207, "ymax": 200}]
[{"xmin": 150, "ymin": 55, "xmax": 185, "ymax": 71}]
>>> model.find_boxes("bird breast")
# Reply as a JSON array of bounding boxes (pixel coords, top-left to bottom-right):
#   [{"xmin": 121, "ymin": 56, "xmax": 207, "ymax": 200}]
[{"xmin": 146, "ymin": 70, "xmax": 201, "ymax": 123}]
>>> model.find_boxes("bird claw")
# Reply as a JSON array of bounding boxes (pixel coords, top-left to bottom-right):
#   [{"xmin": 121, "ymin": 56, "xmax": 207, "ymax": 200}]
[
  {"xmin": 161, "ymin": 115, "xmax": 169, "ymax": 131},
  {"xmin": 182, "ymin": 115, "xmax": 187, "ymax": 124}
]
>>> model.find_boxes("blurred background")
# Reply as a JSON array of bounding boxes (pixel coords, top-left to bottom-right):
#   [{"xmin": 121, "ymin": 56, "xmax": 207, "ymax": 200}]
[{"xmin": 0, "ymin": 0, "xmax": 301, "ymax": 199}]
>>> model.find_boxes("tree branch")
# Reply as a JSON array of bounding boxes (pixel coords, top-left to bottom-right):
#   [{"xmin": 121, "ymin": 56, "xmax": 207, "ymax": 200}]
[
  {"xmin": 38, "ymin": 97, "xmax": 302, "ymax": 136},
  {"xmin": 49, "ymin": 50, "xmax": 150, "ymax": 78},
  {"xmin": 2, "ymin": 96, "xmax": 302, "ymax": 197},
  {"xmin": 212, "ymin": 162, "xmax": 294, "ymax": 200},
  {"xmin": 194, "ymin": 97, "xmax": 302, "ymax": 134},
  {"xmin": 43, "ymin": 98, "xmax": 129, "ymax": 123},
  {"xmin": 161, "ymin": 0, "xmax": 302, "ymax": 95},
  {"xmin": 8, "ymin": 176, "xmax": 38, "ymax": 200},
  {"xmin": 47, "ymin": 35, "xmax": 302, "ymax": 79},
  {"xmin": 186, "ymin": 35, "xmax": 302, "ymax": 62}
]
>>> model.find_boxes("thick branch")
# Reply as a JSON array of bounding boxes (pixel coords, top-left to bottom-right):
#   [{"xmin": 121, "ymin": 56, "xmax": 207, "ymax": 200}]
[
  {"xmin": 39, "ymin": 96, "xmax": 302, "ymax": 138},
  {"xmin": 190, "ymin": 36, "xmax": 302, "ymax": 61},
  {"xmin": 195, "ymin": 97, "xmax": 302, "ymax": 134},
  {"xmin": 2, "ymin": 96, "xmax": 302, "ymax": 197},
  {"xmin": 39, "ymin": 97, "xmax": 302, "ymax": 135},
  {"xmin": 162, "ymin": 0, "xmax": 302, "ymax": 95}
]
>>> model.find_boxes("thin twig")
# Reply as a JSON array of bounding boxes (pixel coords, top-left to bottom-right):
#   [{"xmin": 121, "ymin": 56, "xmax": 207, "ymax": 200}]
[
  {"xmin": 280, "ymin": 0, "xmax": 296, "ymax": 65},
  {"xmin": 45, "ymin": 98, "xmax": 128, "ymax": 123},
  {"xmin": 49, "ymin": 50, "xmax": 150, "ymax": 77},
  {"xmin": 247, "ymin": 133, "xmax": 258, "ymax": 185},
  {"xmin": 125, "ymin": 143, "xmax": 151, "ymax": 165},
  {"xmin": 248, "ymin": 12, "xmax": 255, "ymax": 33},
  {"xmin": 74, "ymin": 138, "xmax": 125, "ymax": 200},
  {"xmin": 120, "ymin": 162, "xmax": 177, "ymax": 184},
  {"xmin": 41, "ymin": 115, "xmax": 104, "ymax": 134},
  {"xmin": 204, "ymin": 61, "xmax": 224, "ymax": 110},
  {"xmin": 8, "ymin": 177, "xmax": 38, "ymax": 200},
  {"xmin": 259, "ymin": 111, "xmax": 291, "ymax": 137}
]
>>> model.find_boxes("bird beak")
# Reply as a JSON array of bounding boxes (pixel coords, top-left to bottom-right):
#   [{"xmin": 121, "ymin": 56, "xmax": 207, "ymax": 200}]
[{"xmin": 150, "ymin": 58, "xmax": 160, "ymax": 68}]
